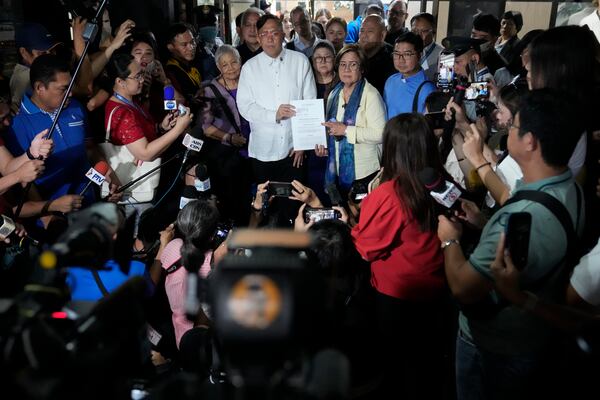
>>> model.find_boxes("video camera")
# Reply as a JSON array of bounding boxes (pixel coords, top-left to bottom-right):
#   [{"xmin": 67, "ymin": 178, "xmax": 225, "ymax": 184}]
[
  {"xmin": 201, "ymin": 229, "xmax": 349, "ymax": 397},
  {"xmin": 0, "ymin": 203, "xmax": 150, "ymax": 399}
]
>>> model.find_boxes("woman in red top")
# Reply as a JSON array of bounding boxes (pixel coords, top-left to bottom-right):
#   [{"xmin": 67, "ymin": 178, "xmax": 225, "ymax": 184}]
[
  {"xmin": 104, "ymin": 53, "xmax": 192, "ymax": 162},
  {"xmin": 351, "ymin": 113, "xmax": 449, "ymax": 399}
]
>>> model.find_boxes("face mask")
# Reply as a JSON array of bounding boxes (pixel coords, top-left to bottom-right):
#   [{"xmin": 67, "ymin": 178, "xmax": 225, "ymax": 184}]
[{"xmin": 198, "ymin": 26, "xmax": 218, "ymax": 44}]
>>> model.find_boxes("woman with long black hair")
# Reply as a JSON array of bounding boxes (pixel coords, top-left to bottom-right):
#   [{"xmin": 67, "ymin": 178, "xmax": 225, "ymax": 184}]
[{"xmin": 351, "ymin": 113, "xmax": 449, "ymax": 399}]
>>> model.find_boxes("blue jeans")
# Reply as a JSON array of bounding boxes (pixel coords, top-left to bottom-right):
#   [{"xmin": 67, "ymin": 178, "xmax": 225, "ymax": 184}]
[{"xmin": 455, "ymin": 331, "xmax": 543, "ymax": 400}]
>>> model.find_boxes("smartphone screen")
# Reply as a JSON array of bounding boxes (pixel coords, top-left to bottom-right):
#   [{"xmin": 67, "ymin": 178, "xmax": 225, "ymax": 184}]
[
  {"xmin": 505, "ymin": 212, "xmax": 532, "ymax": 270},
  {"xmin": 268, "ymin": 182, "xmax": 293, "ymax": 197},
  {"xmin": 465, "ymin": 81, "xmax": 490, "ymax": 100},
  {"xmin": 437, "ymin": 53, "xmax": 455, "ymax": 90}
]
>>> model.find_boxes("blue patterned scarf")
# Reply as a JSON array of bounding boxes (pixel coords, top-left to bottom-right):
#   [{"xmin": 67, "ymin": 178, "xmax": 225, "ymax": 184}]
[{"xmin": 325, "ymin": 78, "xmax": 365, "ymax": 191}]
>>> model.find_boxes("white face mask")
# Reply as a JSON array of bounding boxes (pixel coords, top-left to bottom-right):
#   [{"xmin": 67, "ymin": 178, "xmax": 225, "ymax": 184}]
[{"xmin": 194, "ymin": 178, "xmax": 211, "ymax": 192}]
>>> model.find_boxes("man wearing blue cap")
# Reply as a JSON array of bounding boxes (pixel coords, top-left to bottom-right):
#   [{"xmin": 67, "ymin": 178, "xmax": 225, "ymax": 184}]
[{"xmin": 10, "ymin": 23, "xmax": 61, "ymax": 110}]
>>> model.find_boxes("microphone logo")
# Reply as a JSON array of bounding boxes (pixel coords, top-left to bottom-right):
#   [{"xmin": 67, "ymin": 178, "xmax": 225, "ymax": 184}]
[
  {"xmin": 183, "ymin": 133, "xmax": 204, "ymax": 152},
  {"xmin": 164, "ymin": 85, "xmax": 177, "ymax": 111},
  {"xmin": 85, "ymin": 167, "xmax": 107, "ymax": 186}
]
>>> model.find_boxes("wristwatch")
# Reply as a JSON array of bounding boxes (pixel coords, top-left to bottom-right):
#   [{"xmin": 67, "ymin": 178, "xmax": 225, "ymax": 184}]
[
  {"xmin": 26, "ymin": 148, "xmax": 37, "ymax": 160},
  {"xmin": 441, "ymin": 239, "xmax": 460, "ymax": 249}
]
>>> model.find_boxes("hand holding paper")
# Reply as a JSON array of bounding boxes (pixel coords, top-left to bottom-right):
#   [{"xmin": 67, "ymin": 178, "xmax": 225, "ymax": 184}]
[{"xmin": 290, "ymin": 99, "xmax": 328, "ymax": 151}]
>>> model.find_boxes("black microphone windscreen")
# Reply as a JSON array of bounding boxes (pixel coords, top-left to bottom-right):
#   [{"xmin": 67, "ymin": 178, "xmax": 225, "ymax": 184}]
[
  {"xmin": 418, "ymin": 167, "xmax": 446, "ymax": 194},
  {"xmin": 182, "ymin": 185, "xmax": 199, "ymax": 199},
  {"xmin": 195, "ymin": 163, "xmax": 209, "ymax": 180}
]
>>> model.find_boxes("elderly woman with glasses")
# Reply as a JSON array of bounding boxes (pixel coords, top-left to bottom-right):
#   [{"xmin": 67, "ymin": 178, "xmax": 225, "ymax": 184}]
[
  {"xmin": 105, "ymin": 53, "xmax": 192, "ymax": 162},
  {"xmin": 318, "ymin": 44, "xmax": 386, "ymax": 199},
  {"xmin": 199, "ymin": 44, "xmax": 252, "ymax": 224}
]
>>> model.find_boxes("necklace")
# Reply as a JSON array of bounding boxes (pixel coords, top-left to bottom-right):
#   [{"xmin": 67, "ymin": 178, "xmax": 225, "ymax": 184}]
[{"xmin": 221, "ymin": 77, "xmax": 237, "ymax": 92}]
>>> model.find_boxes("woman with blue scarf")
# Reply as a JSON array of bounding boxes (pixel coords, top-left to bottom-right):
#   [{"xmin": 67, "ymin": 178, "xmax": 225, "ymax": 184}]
[{"xmin": 321, "ymin": 44, "xmax": 386, "ymax": 199}]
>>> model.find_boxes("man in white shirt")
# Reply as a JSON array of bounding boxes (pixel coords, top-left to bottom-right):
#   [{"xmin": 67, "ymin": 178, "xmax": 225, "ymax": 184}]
[
  {"xmin": 237, "ymin": 14, "xmax": 317, "ymax": 185},
  {"xmin": 410, "ymin": 13, "xmax": 443, "ymax": 82}
]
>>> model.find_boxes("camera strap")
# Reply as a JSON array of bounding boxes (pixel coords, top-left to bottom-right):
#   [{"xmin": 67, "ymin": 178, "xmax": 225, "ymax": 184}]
[
  {"xmin": 501, "ymin": 183, "xmax": 582, "ymax": 289},
  {"xmin": 412, "ymin": 80, "xmax": 434, "ymax": 113},
  {"xmin": 92, "ymin": 269, "xmax": 110, "ymax": 298}
]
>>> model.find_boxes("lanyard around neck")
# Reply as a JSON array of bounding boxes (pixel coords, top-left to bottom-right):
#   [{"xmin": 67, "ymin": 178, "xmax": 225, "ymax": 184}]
[{"xmin": 113, "ymin": 92, "xmax": 149, "ymax": 119}]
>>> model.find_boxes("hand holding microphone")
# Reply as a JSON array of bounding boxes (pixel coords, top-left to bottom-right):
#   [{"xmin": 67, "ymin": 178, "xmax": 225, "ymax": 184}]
[
  {"xmin": 175, "ymin": 106, "xmax": 193, "ymax": 132},
  {"xmin": 0, "ymin": 215, "xmax": 38, "ymax": 246}
]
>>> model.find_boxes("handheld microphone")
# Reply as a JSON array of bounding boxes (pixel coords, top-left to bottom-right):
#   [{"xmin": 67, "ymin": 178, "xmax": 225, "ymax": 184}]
[
  {"xmin": 418, "ymin": 167, "xmax": 463, "ymax": 214},
  {"xmin": 180, "ymin": 185, "xmax": 199, "ymax": 210},
  {"xmin": 0, "ymin": 215, "xmax": 39, "ymax": 246},
  {"xmin": 182, "ymin": 130, "xmax": 204, "ymax": 164},
  {"xmin": 164, "ymin": 85, "xmax": 177, "ymax": 111},
  {"xmin": 80, "ymin": 161, "xmax": 109, "ymax": 196},
  {"xmin": 193, "ymin": 163, "xmax": 211, "ymax": 195}
]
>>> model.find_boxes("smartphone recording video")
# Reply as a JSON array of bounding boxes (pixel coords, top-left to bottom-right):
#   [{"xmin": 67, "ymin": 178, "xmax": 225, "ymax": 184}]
[
  {"xmin": 267, "ymin": 182, "xmax": 294, "ymax": 198},
  {"xmin": 437, "ymin": 53, "xmax": 455, "ymax": 90},
  {"xmin": 465, "ymin": 81, "xmax": 490, "ymax": 100},
  {"xmin": 303, "ymin": 207, "xmax": 342, "ymax": 224}
]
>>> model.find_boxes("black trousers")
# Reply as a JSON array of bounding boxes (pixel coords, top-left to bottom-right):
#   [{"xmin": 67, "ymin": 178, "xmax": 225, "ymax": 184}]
[
  {"xmin": 251, "ymin": 156, "xmax": 304, "ymax": 184},
  {"xmin": 251, "ymin": 156, "xmax": 306, "ymax": 227}
]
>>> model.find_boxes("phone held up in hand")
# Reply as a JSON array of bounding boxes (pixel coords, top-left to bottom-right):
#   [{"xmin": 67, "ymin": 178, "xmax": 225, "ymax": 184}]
[{"xmin": 505, "ymin": 212, "xmax": 532, "ymax": 271}]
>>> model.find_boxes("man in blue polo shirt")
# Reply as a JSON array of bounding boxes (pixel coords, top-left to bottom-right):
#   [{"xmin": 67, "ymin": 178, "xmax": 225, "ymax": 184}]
[
  {"xmin": 6, "ymin": 54, "xmax": 118, "ymax": 205},
  {"xmin": 384, "ymin": 31, "xmax": 436, "ymax": 118}
]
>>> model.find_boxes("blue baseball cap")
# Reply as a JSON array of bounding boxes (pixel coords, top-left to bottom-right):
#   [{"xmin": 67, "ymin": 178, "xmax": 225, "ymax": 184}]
[{"xmin": 15, "ymin": 23, "xmax": 59, "ymax": 51}]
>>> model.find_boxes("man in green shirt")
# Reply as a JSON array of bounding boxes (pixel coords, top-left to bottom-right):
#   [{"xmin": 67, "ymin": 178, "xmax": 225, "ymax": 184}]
[{"xmin": 437, "ymin": 89, "xmax": 585, "ymax": 399}]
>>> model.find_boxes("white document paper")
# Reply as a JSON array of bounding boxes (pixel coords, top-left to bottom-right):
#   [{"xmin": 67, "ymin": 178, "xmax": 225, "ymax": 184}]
[{"xmin": 290, "ymin": 99, "xmax": 327, "ymax": 151}]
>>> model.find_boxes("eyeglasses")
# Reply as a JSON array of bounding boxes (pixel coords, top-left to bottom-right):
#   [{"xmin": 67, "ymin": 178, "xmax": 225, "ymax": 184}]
[
  {"xmin": 412, "ymin": 28, "xmax": 433, "ymax": 36},
  {"xmin": 392, "ymin": 51, "xmax": 417, "ymax": 60},
  {"xmin": 175, "ymin": 39, "xmax": 197, "ymax": 48},
  {"xmin": 126, "ymin": 73, "xmax": 145, "ymax": 81},
  {"xmin": 258, "ymin": 29, "xmax": 283, "ymax": 38},
  {"xmin": 314, "ymin": 56, "xmax": 334, "ymax": 64},
  {"xmin": 509, "ymin": 123, "xmax": 524, "ymax": 134},
  {"xmin": 389, "ymin": 10, "xmax": 407, "ymax": 17},
  {"xmin": 339, "ymin": 61, "xmax": 360, "ymax": 71}
]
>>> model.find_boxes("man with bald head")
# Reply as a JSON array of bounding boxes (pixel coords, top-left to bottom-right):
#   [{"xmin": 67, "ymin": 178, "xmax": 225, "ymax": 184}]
[
  {"xmin": 358, "ymin": 14, "xmax": 395, "ymax": 95},
  {"xmin": 385, "ymin": 0, "xmax": 409, "ymax": 45}
]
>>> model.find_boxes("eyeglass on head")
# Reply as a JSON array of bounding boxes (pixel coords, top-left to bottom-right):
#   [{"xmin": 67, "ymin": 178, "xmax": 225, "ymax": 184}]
[
  {"xmin": 339, "ymin": 61, "xmax": 360, "ymax": 71},
  {"xmin": 392, "ymin": 51, "xmax": 416, "ymax": 60}
]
